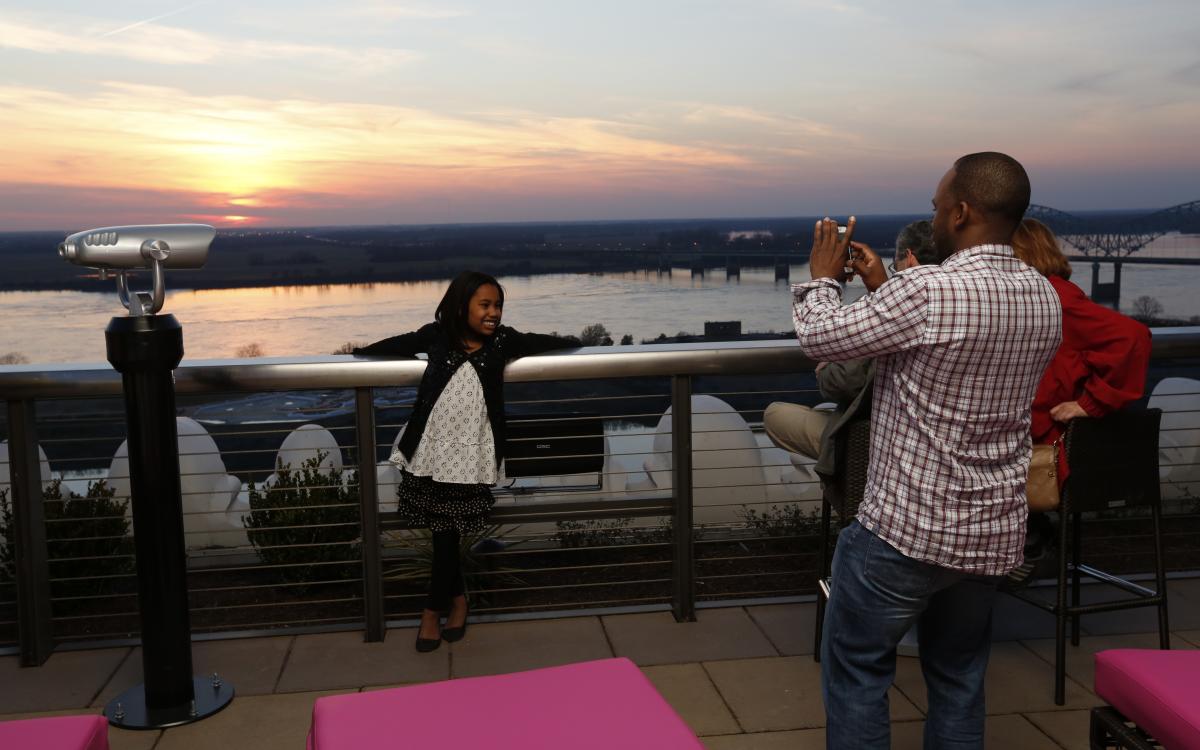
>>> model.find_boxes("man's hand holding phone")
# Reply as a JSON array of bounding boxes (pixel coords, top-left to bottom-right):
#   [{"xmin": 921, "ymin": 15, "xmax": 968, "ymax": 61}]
[
  {"xmin": 809, "ymin": 216, "xmax": 856, "ymax": 282},
  {"xmin": 849, "ymin": 243, "xmax": 888, "ymax": 292}
]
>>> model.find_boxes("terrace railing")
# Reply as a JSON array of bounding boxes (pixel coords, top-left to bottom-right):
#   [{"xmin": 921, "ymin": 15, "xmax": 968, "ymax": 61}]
[{"xmin": 2, "ymin": 329, "xmax": 1199, "ymax": 665}]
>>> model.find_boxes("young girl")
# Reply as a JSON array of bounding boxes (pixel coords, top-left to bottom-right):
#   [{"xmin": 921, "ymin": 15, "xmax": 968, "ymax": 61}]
[{"xmin": 354, "ymin": 271, "xmax": 576, "ymax": 651}]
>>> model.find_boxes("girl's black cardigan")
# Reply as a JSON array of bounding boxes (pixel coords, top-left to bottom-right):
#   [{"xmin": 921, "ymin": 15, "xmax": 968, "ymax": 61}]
[{"xmin": 353, "ymin": 323, "xmax": 577, "ymax": 468}]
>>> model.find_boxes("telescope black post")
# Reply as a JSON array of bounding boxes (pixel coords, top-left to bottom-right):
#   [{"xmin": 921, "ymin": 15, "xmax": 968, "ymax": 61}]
[{"xmin": 103, "ymin": 314, "xmax": 233, "ymax": 729}]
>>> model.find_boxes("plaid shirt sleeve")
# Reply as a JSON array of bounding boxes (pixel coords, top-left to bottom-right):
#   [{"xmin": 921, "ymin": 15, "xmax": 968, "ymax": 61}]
[{"xmin": 791, "ymin": 274, "xmax": 929, "ymax": 362}]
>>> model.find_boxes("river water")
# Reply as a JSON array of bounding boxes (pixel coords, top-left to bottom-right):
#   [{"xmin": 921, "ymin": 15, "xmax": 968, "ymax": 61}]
[{"xmin": 2, "ymin": 262, "xmax": 1198, "ymax": 364}]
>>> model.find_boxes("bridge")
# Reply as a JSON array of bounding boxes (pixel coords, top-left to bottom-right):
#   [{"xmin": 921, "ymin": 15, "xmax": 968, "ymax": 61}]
[
  {"xmin": 644, "ymin": 200, "xmax": 1199, "ymax": 310},
  {"xmin": 1029, "ymin": 200, "xmax": 1200, "ymax": 307}
]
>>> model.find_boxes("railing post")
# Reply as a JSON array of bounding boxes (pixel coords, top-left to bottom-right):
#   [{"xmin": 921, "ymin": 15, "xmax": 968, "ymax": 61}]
[
  {"xmin": 354, "ymin": 387, "xmax": 384, "ymax": 642},
  {"xmin": 670, "ymin": 375, "xmax": 695, "ymax": 622},
  {"xmin": 7, "ymin": 398, "xmax": 53, "ymax": 666}
]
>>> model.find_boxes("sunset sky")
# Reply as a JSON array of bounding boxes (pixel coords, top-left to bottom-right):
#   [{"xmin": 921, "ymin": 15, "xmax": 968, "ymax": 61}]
[{"xmin": 1, "ymin": 1, "xmax": 1197, "ymax": 230}]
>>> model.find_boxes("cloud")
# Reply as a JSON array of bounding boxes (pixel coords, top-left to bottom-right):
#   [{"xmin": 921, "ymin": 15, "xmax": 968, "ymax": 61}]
[
  {"xmin": 98, "ymin": 1, "xmax": 209, "ymax": 37},
  {"xmin": 347, "ymin": 2, "xmax": 470, "ymax": 21},
  {"xmin": 0, "ymin": 82, "xmax": 749, "ymax": 209},
  {"xmin": 229, "ymin": 2, "xmax": 468, "ymax": 34},
  {"xmin": 679, "ymin": 103, "xmax": 840, "ymax": 138},
  {"xmin": 0, "ymin": 15, "xmax": 417, "ymax": 71},
  {"xmin": 1171, "ymin": 59, "xmax": 1200, "ymax": 87},
  {"xmin": 779, "ymin": 0, "xmax": 883, "ymax": 21},
  {"xmin": 1055, "ymin": 69, "xmax": 1121, "ymax": 92}
]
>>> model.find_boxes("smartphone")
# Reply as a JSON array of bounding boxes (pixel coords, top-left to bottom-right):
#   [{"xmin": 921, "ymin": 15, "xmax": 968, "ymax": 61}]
[{"xmin": 838, "ymin": 225, "xmax": 852, "ymax": 264}]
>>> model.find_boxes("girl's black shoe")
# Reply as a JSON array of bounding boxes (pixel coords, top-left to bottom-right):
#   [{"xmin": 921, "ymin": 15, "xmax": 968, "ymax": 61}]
[
  {"xmin": 415, "ymin": 632, "xmax": 441, "ymax": 652},
  {"xmin": 441, "ymin": 622, "xmax": 467, "ymax": 642},
  {"xmin": 442, "ymin": 597, "xmax": 469, "ymax": 642},
  {"xmin": 415, "ymin": 610, "xmax": 442, "ymax": 652}
]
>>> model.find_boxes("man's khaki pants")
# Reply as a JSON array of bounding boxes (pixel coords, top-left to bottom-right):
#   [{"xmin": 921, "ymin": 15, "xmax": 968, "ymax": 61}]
[{"xmin": 763, "ymin": 402, "xmax": 832, "ymax": 461}]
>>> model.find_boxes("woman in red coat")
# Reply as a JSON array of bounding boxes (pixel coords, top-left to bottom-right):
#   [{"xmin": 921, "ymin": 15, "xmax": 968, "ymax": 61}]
[{"xmin": 1009, "ymin": 218, "xmax": 1152, "ymax": 579}]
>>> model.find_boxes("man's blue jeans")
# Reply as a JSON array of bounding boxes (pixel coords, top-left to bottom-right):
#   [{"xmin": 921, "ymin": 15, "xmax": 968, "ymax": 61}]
[{"xmin": 821, "ymin": 520, "xmax": 1001, "ymax": 749}]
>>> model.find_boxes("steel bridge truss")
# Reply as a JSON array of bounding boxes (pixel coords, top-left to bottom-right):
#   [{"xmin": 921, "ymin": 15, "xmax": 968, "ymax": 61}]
[{"xmin": 1028, "ymin": 200, "xmax": 1200, "ymax": 258}]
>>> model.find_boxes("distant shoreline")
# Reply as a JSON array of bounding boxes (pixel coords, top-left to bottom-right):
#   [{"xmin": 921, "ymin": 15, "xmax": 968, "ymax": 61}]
[{"xmin": 0, "ymin": 256, "xmax": 789, "ymax": 294}]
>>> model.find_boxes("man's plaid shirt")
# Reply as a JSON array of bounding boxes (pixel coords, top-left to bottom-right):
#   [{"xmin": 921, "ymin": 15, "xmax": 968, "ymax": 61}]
[{"xmin": 792, "ymin": 245, "xmax": 1062, "ymax": 575}]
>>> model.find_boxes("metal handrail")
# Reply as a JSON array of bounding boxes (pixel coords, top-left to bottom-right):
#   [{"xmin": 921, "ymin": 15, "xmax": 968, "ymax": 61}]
[
  {"xmin": 1, "ymin": 327, "xmax": 1198, "ymax": 398},
  {"xmin": 0, "ymin": 339, "xmax": 818, "ymax": 398},
  {"xmin": 3, "ymin": 327, "xmax": 1198, "ymax": 398}
]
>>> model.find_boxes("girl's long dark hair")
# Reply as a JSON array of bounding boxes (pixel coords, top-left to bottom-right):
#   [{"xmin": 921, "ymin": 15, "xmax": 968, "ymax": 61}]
[{"xmin": 435, "ymin": 271, "xmax": 504, "ymax": 348}]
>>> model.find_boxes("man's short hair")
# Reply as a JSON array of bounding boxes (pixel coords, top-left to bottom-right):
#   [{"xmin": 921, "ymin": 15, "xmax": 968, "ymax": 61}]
[
  {"xmin": 895, "ymin": 219, "xmax": 937, "ymax": 265},
  {"xmin": 951, "ymin": 152, "xmax": 1031, "ymax": 229}
]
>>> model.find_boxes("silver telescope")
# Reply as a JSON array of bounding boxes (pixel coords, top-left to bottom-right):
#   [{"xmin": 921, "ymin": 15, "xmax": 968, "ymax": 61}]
[
  {"xmin": 58, "ymin": 224, "xmax": 214, "ymax": 270},
  {"xmin": 57, "ymin": 224, "xmax": 215, "ymax": 316}
]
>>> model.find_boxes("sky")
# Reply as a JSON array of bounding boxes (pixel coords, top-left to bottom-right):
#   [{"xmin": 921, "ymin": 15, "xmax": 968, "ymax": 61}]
[{"xmin": 1, "ymin": 0, "xmax": 1198, "ymax": 230}]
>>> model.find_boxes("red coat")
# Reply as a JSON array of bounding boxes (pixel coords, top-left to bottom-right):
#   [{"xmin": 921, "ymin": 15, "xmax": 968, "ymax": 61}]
[{"xmin": 1032, "ymin": 275, "xmax": 1152, "ymax": 482}]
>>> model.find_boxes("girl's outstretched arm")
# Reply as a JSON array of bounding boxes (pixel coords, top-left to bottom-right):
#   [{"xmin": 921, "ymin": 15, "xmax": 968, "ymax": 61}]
[
  {"xmin": 504, "ymin": 327, "xmax": 580, "ymax": 358},
  {"xmin": 352, "ymin": 323, "xmax": 439, "ymax": 357}
]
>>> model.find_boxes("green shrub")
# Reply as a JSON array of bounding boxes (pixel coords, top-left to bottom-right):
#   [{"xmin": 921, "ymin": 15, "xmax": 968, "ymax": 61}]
[
  {"xmin": 0, "ymin": 480, "xmax": 133, "ymax": 599},
  {"xmin": 553, "ymin": 516, "xmax": 673, "ymax": 548},
  {"xmin": 243, "ymin": 452, "xmax": 361, "ymax": 586},
  {"xmin": 737, "ymin": 503, "xmax": 823, "ymax": 538}
]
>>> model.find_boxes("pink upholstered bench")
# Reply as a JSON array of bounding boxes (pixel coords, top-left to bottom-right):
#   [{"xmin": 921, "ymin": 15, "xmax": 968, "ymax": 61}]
[
  {"xmin": 0, "ymin": 714, "xmax": 109, "ymax": 750},
  {"xmin": 1092, "ymin": 648, "xmax": 1200, "ymax": 749},
  {"xmin": 306, "ymin": 657, "xmax": 703, "ymax": 749}
]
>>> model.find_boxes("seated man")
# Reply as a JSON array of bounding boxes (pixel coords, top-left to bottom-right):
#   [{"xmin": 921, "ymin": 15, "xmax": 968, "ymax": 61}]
[{"xmin": 764, "ymin": 219, "xmax": 936, "ymax": 477}]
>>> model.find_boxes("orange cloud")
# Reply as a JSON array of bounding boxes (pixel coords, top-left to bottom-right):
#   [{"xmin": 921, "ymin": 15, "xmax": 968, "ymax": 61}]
[{"xmin": 0, "ymin": 82, "xmax": 750, "ymax": 215}]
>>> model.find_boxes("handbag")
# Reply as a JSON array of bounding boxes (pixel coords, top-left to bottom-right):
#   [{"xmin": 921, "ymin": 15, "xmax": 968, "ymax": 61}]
[{"xmin": 1026, "ymin": 438, "xmax": 1062, "ymax": 512}]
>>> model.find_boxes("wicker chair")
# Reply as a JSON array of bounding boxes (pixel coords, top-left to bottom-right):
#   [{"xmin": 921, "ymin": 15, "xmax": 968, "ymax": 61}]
[
  {"xmin": 813, "ymin": 416, "xmax": 871, "ymax": 661},
  {"xmin": 1007, "ymin": 408, "xmax": 1169, "ymax": 705}
]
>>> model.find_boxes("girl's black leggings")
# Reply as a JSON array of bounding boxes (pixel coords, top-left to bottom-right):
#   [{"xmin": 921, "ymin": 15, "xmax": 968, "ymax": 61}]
[{"xmin": 426, "ymin": 529, "xmax": 464, "ymax": 611}]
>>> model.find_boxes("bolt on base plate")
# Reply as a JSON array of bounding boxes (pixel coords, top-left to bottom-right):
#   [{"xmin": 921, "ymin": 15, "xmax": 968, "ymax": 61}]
[{"xmin": 104, "ymin": 676, "xmax": 234, "ymax": 729}]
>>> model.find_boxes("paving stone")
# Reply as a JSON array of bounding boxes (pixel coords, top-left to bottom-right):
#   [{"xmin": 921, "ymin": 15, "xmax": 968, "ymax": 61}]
[
  {"xmin": 892, "ymin": 715, "xmax": 1060, "ymax": 750},
  {"xmin": 449, "ymin": 616, "xmax": 612, "ymax": 678},
  {"xmin": 703, "ymin": 729, "xmax": 824, "ymax": 749},
  {"xmin": 604, "ymin": 608, "xmax": 777, "ymax": 666},
  {"xmin": 642, "ymin": 663, "xmax": 740, "ymax": 737},
  {"xmin": 154, "ymin": 690, "xmax": 348, "ymax": 750},
  {"xmin": 1051, "ymin": 579, "xmax": 1200, "ymax": 636},
  {"xmin": 0, "ymin": 647, "xmax": 130, "ymax": 714},
  {"xmin": 0, "ymin": 707, "xmax": 159, "ymax": 750},
  {"xmin": 1021, "ymin": 631, "xmax": 1196, "ymax": 696},
  {"xmin": 1024, "ymin": 709, "xmax": 1093, "ymax": 750},
  {"xmin": 92, "ymin": 635, "xmax": 294, "ymax": 707},
  {"xmin": 1176, "ymin": 629, "xmax": 1200, "ymax": 646},
  {"xmin": 992, "ymin": 592, "xmax": 1059, "ymax": 640},
  {"xmin": 745, "ymin": 603, "xmax": 816, "ymax": 656},
  {"xmin": 894, "ymin": 641, "xmax": 1094, "ymax": 714},
  {"xmin": 703, "ymin": 656, "xmax": 920, "ymax": 733},
  {"xmin": 275, "ymin": 629, "xmax": 448, "ymax": 692},
  {"xmin": 1168, "ymin": 578, "xmax": 1200, "ymax": 629}
]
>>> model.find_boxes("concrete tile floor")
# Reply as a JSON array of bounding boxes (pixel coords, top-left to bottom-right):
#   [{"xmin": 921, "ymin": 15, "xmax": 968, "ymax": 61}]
[{"xmin": 2, "ymin": 589, "xmax": 1195, "ymax": 749}]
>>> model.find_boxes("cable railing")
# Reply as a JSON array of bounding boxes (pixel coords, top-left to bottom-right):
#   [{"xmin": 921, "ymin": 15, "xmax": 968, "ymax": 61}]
[{"xmin": 1, "ymin": 329, "xmax": 1200, "ymax": 662}]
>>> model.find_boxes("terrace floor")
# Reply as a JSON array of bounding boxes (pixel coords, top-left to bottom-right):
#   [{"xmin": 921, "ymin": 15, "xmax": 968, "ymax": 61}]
[{"xmin": 4, "ymin": 577, "xmax": 1200, "ymax": 749}]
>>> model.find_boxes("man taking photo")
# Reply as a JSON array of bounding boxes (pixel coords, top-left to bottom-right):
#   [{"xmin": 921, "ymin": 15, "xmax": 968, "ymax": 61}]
[{"xmin": 793, "ymin": 152, "xmax": 1062, "ymax": 749}]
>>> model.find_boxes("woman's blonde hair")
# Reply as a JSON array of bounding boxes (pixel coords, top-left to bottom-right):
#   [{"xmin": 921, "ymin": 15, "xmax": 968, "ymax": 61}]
[{"xmin": 1012, "ymin": 218, "xmax": 1072, "ymax": 280}]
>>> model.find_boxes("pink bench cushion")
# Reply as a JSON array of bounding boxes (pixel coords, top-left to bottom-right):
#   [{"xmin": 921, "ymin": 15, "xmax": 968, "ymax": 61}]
[
  {"xmin": 1094, "ymin": 648, "xmax": 1200, "ymax": 750},
  {"xmin": 0, "ymin": 714, "xmax": 109, "ymax": 750},
  {"xmin": 307, "ymin": 657, "xmax": 702, "ymax": 750}
]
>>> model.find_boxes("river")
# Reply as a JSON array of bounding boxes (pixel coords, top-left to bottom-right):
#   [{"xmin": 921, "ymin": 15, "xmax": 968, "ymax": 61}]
[{"xmin": 1, "ymin": 262, "xmax": 1197, "ymax": 364}]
